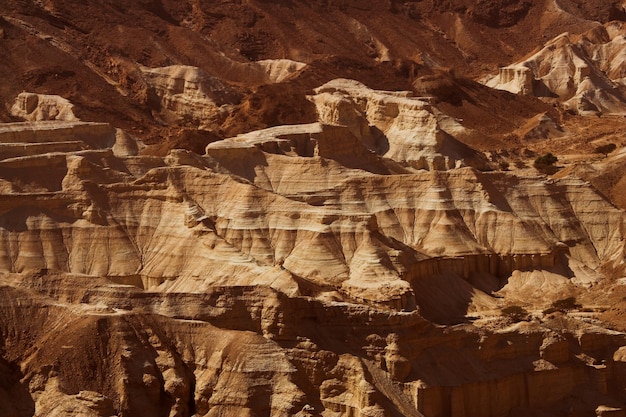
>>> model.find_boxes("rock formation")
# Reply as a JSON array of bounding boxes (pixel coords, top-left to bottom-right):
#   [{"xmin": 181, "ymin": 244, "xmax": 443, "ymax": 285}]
[
  {"xmin": 486, "ymin": 23, "xmax": 626, "ymax": 114},
  {"xmin": 11, "ymin": 92, "xmax": 78, "ymax": 122},
  {"xmin": 1, "ymin": 1, "xmax": 626, "ymax": 417},
  {"xmin": 138, "ymin": 59, "xmax": 306, "ymax": 131},
  {"xmin": 310, "ymin": 79, "xmax": 489, "ymax": 170},
  {"xmin": 0, "ymin": 81, "xmax": 625, "ymax": 414},
  {"xmin": 141, "ymin": 65, "xmax": 242, "ymax": 129}
]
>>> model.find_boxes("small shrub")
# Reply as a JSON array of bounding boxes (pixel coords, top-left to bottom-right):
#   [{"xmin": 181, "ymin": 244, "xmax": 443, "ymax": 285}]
[
  {"xmin": 514, "ymin": 160, "xmax": 526, "ymax": 169},
  {"xmin": 501, "ymin": 305, "xmax": 529, "ymax": 322},
  {"xmin": 550, "ymin": 297, "xmax": 581, "ymax": 312},
  {"xmin": 534, "ymin": 152, "xmax": 559, "ymax": 174},
  {"xmin": 594, "ymin": 143, "xmax": 617, "ymax": 157},
  {"xmin": 542, "ymin": 307, "xmax": 559, "ymax": 315},
  {"xmin": 534, "ymin": 152, "xmax": 557, "ymax": 166}
]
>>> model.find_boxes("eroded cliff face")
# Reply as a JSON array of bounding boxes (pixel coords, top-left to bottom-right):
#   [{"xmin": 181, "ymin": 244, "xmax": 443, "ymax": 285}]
[
  {"xmin": 3, "ymin": 1, "xmax": 626, "ymax": 416},
  {"xmin": 0, "ymin": 79, "xmax": 625, "ymax": 417},
  {"xmin": 485, "ymin": 22, "xmax": 626, "ymax": 114}
]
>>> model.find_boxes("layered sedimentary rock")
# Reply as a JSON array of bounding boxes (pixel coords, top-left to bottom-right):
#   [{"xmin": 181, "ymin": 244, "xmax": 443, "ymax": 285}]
[
  {"xmin": 11, "ymin": 93, "xmax": 78, "ymax": 122},
  {"xmin": 141, "ymin": 60, "xmax": 305, "ymax": 129},
  {"xmin": 1, "ymin": 80, "xmax": 626, "ymax": 417},
  {"xmin": 486, "ymin": 23, "xmax": 626, "ymax": 114},
  {"xmin": 3, "ymin": 272, "xmax": 626, "ymax": 417},
  {"xmin": 3, "ymin": 1, "xmax": 626, "ymax": 416},
  {"xmin": 310, "ymin": 79, "xmax": 489, "ymax": 170},
  {"xmin": 141, "ymin": 65, "xmax": 242, "ymax": 129}
]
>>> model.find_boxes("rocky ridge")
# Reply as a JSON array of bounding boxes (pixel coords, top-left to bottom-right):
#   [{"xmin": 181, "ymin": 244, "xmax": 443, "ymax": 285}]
[
  {"xmin": 1, "ymin": 1, "xmax": 626, "ymax": 417},
  {"xmin": 486, "ymin": 22, "xmax": 626, "ymax": 114},
  {"xmin": 0, "ymin": 79, "xmax": 626, "ymax": 415}
]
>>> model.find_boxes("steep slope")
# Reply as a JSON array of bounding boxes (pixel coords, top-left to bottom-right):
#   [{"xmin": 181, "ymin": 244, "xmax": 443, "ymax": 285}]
[
  {"xmin": 486, "ymin": 23, "xmax": 626, "ymax": 114},
  {"xmin": 0, "ymin": 87, "xmax": 625, "ymax": 415},
  {"xmin": 1, "ymin": 1, "xmax": 626, "ymax": 417},
  {"xmin": 1, "ymin": 0, "xmax": 624, "ymax": 140}
]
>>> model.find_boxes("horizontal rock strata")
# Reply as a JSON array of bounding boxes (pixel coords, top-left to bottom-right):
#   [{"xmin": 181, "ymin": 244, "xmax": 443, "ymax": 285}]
[{"xmin": 0, "ymin": 79, "xmax": 625, "ymax": 416}]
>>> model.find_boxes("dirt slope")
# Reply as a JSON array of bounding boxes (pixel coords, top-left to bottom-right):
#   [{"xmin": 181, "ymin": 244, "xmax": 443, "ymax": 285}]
[{"xmin": 1, "ymin": 0, "xmax": 624, "ymax": 140}]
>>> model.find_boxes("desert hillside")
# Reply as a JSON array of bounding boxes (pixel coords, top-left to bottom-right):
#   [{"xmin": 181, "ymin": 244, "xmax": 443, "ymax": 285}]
[{"xmin": 1, "ymin": 1, "xmax": 626, "ymax": 417}]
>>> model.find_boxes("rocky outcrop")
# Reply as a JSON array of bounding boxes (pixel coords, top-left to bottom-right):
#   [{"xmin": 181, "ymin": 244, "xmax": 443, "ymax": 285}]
[
  {"xmin": 11, "ymin": 93, "xmax": 78, "ymax": 122},
  {"xmin": 310, "ymin": 79, "xmax": 490, "ymax": 170},
  {"xmin": 140, "ymin": 60, "xmax": 306, "ymax": 129},
  {"xmin": 2, "ymin": 271, "xmax": 626, "ymax": 417},
  {"xmin": 3, "ymin": 1, "xmax": 626, "ymax": 416},
  {"xmin": 486, "ymin": 24, "xmax": 626, "ymax": 114},
  {"xmin": 253, "ymin": 59, "xmax": 307, "ymax": 83},
  {"xmin": 0, "ymin": 80, "xmax": 625, "ymax": 416},
  {"xmin": 141, "ymin": 65, "xmax": 242, "ymax": 129},
  {"xmin": 0, "ymin": 114, "xmax": 622, "ymax": 310}
]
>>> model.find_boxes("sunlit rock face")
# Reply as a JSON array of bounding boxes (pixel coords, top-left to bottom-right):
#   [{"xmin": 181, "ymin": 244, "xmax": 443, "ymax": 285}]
[
  {"xmin": 2, "ymin": 1, "xmax": 626, "ymax": 413},
  {"xmin": 140, "ymin": 60, "xmax": 306, "ymax": 129},
  {"xmin": 310, "ymin": 79, "xmax": 488, "ymax": 171},
  {"xmin": 0, "ymin": 85, "xmax": 625, "ymax": 416},
  {"xmin": 11, "ymin": 93, "xmax": 79, "ymax": 122},
  {"xmin": 486, "ymin": 23, "xmax": 626, "ymax": 114}
]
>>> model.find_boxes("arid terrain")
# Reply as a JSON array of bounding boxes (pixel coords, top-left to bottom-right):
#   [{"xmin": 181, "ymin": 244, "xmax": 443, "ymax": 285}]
[{"xmin": 1, "ymin": 1, "xmax": 626, "ymax": 416}]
